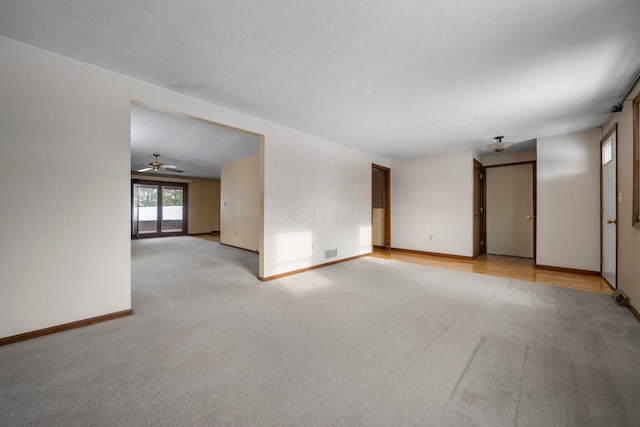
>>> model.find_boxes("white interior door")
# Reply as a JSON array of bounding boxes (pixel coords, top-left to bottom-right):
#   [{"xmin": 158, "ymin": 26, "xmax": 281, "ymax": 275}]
[
  {"xmin": 486, "ymin": 163, "xmax": 534, "ymax": 258},
  {"xmin": 601, "ymin": 132, "xmax": 617, "ymax": 289}
]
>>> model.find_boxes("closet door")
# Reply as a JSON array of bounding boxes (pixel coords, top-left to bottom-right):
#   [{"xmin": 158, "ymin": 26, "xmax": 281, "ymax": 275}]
[{"xmin": 485, "ymin": 163, "xmax": 534, "ymax": 258}]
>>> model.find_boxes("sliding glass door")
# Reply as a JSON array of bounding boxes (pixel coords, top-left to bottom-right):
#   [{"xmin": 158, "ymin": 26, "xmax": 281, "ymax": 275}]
[{"xmin": 132, "ymin": 180, "xmax": 187, "ymax": 238}]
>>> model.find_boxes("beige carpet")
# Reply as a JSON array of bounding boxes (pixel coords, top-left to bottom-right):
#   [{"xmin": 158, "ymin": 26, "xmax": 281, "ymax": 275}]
[{"xmin": 1, "ymin": 236, "xmax": 639, "ymax": 426}]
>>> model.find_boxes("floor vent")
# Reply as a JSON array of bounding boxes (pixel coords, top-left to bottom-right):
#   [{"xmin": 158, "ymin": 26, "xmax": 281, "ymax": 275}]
[
  {"xmin": 325, "ymin": 249, "xmax": 338, "ymax": 260},
  {"xmin": 611, "ymin": 289, "xmax": 630, "ymax": 307}
]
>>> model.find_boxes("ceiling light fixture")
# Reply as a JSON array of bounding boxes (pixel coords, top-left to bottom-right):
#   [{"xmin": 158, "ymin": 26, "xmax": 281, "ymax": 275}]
[
  {"xmin": 136, "ymin": 153, "xmax": 184, "ymax": 173},
  {"xmin": 486, "ymin": 136, "xmax": 513, "ymax": 153}
]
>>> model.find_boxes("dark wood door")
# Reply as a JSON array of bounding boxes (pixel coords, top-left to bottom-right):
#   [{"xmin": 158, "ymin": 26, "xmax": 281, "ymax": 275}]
[{"xmin": 473, "ymin": 160, "xmax": 485, "ymax": 258}]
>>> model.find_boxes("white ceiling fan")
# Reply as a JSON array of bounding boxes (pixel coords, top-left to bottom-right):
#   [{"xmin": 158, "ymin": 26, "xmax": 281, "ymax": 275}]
[{"xmin": 136, "ymin": 153, "xmax": 183, "ymax": 173}]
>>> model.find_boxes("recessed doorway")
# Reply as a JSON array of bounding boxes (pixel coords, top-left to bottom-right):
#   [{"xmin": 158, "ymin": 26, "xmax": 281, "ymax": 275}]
[{"xmin": 372, "ymin": 164, "xmax": 391, "ymax": 249}]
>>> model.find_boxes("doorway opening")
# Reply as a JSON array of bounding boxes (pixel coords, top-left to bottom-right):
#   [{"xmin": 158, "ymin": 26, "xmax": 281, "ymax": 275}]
[
  {"xmin": 372, "ymin": 164, "xmax": 391, "ymax": 249},
  {"xmin": 484, "ymin": 161, "xmax": 536, "ymax": 259},
  {"xmin": 130, "ymin": 101, "xmax": 264, "ymax": 276}
]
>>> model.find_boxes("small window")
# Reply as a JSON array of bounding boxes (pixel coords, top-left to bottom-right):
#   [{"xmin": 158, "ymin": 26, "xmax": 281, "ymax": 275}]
[{"xmin": 602, "ymin": 139, "xmax": 612, "ymax": 165}]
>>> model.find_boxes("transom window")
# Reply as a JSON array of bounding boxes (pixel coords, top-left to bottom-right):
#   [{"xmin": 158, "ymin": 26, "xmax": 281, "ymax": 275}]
[{"xmin": 602, "ymin": 139, "xmax": 613, "ymax": 165}]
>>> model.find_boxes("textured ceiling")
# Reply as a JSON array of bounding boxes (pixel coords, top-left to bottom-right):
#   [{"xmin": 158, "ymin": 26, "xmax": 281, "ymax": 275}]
[
  {"xmin": 131, "ymin": 104, "xmax": 260, "ymax": 179},
  {"xmin": 1, "ymin": 0, "xmax": 639, "ymax": 159}
]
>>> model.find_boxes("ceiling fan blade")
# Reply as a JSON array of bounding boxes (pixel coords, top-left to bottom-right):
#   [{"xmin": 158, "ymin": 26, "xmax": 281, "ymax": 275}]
[
  {"xmin": 136, "ymin": 167, "xmax": 153, "ymax": 172},
  {"xmin": 162, "ymin": 168, "xmax": 183, "ymax": 173},
  {"xmin": 163, "ymin": 164, "xmax": 178, "ymax": 169}
]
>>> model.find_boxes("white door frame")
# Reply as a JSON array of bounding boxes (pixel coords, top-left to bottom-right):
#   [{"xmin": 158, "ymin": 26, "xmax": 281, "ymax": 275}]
[{"xmin": 601, "ymin": 124, "xmax": 618, "ymax": 289}]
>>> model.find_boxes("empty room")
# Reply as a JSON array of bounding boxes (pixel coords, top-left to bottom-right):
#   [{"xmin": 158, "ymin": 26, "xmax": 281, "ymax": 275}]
[{"xmin": 2, "ymin": 1, "xmax": 640, "ymax": 425}]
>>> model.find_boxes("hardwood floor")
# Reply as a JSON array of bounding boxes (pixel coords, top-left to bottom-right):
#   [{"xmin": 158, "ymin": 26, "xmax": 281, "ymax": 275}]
[
  {"xmin": 372, "ymin": 248, "xmax": 613, "ymax": 294},
  {"xmin": 189, "ymin": 235, "xmax": 611, "ymax": 294}
]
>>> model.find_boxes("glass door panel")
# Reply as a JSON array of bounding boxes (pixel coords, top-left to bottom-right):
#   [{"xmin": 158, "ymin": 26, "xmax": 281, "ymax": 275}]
[
  {"xmin": 161, "ymin": 186, "xmax": 184, "ymax": 233},
  {"xmin": 136, "ymin": 184, "xmax": 158, "ymax": 235}
]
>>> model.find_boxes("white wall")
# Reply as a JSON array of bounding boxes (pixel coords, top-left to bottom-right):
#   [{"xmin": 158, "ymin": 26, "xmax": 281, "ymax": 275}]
[
  {"xmin": 0, "ymin": 39, "xmax": 132, "ymax": 339},
  {"xmin": 0, "ymin": 36, "xmax": 389, "ymax": 339},
  {"xmin": 263, "ymin": 137, "xmax": 386, "ymax": 276},
  {"xmin": 391, "ymin": 149, "xmax": 474, "ymax": 257},
  {"xmin": 537, "ymin": 129, "xmax": 601, "ymax": 271},
  {"xmin": 221, "ymin": 155, "xmax": 260, "ymax": 252}
]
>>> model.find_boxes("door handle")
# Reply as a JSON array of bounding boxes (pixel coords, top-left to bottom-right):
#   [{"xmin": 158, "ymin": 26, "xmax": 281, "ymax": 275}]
[
  {"xmin": 607, "ymin": 219, "xmax": 617, "ymax": 225},
  {"xmin": 525, "ymin": 215, "xmax": 532, "ymax": 220}
]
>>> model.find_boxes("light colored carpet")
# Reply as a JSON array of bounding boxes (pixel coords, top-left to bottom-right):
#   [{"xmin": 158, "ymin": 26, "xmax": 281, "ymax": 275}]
[{"xmin": 1, "ymin": 236, "xmax": 639, "ymax": 426}]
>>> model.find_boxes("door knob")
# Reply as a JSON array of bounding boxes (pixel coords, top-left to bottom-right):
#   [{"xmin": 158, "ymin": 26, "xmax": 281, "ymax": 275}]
[
  {"xmin": 525, "ymin": 215, "xmax": 532, "ymax": 220},
  {"xmin": 607, "ymin": 219, "xmax": 617, "ymax": 224}
]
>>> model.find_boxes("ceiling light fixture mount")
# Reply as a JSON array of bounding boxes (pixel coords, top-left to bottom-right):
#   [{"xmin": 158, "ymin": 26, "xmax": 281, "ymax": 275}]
[{"xmin": 486, "ymin": 136, "xmax": 513, "ymax": 153}]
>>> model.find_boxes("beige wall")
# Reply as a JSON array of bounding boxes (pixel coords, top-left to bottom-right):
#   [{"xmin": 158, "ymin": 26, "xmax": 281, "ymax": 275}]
[
  {"xmin": 220, "ymin": 155, "xmax": 260, "ymax": 252},
  {"xmin": 602, "ymin": 83, "xmax": 640, "ymax": 303},
  {"xmin": 188, "ymin": 178, "xmax": 221, "ymax": 234}
]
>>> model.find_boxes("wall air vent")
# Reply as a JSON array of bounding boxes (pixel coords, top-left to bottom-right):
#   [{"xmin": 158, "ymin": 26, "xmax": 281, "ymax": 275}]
[
  {"xmin": 610, "ymin": 289, "xmax": 629, "ymax": 307},
  {"xmin": 325, "ymin": 249, "xmax": 338, "ymax": 260}
]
